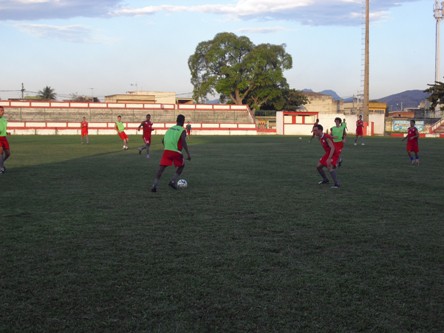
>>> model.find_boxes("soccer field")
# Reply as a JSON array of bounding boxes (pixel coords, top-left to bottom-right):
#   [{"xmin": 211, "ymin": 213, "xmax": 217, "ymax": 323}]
[{"xmin": 1, "ymin": 135, "xmax": 443, "ymax": 332}]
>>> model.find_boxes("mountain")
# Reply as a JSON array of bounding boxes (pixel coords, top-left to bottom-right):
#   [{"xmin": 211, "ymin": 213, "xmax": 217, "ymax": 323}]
[
  {"xmin": 310, "ymin": 89, "xmax": 429, "ymax": 109},
  {"xmin": 377, "ymin": 90, "xmax": 429, "ymax": 109},
  {"xmin": 319, "ymin": 90, "xmax": 342, "ymax": 101},
  {"xmin": 207, "ymin": 89, "xmax": 429, "ymax": 109}
]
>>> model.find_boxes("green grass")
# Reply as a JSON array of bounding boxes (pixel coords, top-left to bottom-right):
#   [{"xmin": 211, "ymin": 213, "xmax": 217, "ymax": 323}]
[{"xmin": 1, "ymin": 135, "xmax": 443, "ymax": 332}]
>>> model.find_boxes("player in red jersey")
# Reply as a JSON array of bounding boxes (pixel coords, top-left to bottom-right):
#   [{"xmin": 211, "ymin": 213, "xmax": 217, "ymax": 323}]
[
  {"xmin": 354, "ymin": 115, "xmax": 365, "ymax": 145},
  {"xmin": 80, "ymin": 117, "xmax": 89, "ymax": 144},
  {"xmin": 186, "ymin": 121, "xmax": 192, "ymax": 139},
  {"xmin": 137, "ymin": 114, "xmax": 154, "ymax": 158},
  {"xmin": 402, "ymin": 119, "xmax": 420, "ymax": 166},
  {"xmin": 0, "ymin": 106, "xmax": 11, "ymax": 174},
  {"xmin": 313, "ymin": 124, "xmax": 340, "ymax": 188},
  {"xmin": 309, "ymin": 118, "xmax": 319, "ymax": 143}
]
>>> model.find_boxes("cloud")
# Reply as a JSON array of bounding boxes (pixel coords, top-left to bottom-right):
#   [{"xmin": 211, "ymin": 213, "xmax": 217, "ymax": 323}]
[
  {"xmin": 0, "ymin": 0, "xmax": 122, "ymax": 20},
  {"xmin": 111, "ymin": 0, "xmax": 420, "ymax": 26},
  {"xmin": 238, "ymin": 26, "xmax": 287, "ymax": 34},
  {"xmin": 1, "ymin": 0, "xmax": 421, "ymax": 26},
  {"xmin": 15, "ymin": 23, "xmax": 97, "ymax": 43}
]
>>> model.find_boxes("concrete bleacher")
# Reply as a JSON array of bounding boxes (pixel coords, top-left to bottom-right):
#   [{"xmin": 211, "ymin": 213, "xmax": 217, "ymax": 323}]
[
  {"xmin": 1, "ymin": 101, "xmax": 258, "ymax": 135},
  {"xmin": 2, "ymin": 105, "xmax": 253, "ymax": 124}
]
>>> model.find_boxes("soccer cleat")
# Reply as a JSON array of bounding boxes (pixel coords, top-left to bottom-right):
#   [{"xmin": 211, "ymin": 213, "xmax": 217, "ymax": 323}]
[
  {"xmin": 318, "ymin": 179, "xmax": 329, "ymax": 185},
  {"xmin": 151, "ymin": 186, "xmax": 157, "ymax": 193},
  {"xmin": 138, "ymin": 148, "xmax": 142, "ymax": 155},
  {"xmin": 354, "ymin": 143, "xmax": 357, "ymax": 146},
  {"xmin": 168, "ymin": 181, "xmax": 178, "ymax": 190},
  {"xmin": 331, "ymin": 184, "xmax": 340, "ymax": 189},
  {"xmin": 0, "ymin": 168, "xmax": 5, "ymax": 174},
  {"xmin": 146, "ymin": 154, "xmax": 150, "ymax": 159},
  {"xmin": 361, "ymin": 143, "xmax": 365, "ymax": 146},
  {"xmin": 415, "ymin": 159, "xmax": 420, "ymax": 166}
]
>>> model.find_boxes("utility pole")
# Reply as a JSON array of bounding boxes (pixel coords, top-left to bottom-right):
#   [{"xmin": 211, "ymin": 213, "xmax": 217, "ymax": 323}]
[
  {"xmin": 434, "ymin": 1, "xmax": 444, "ymax": 82},
  {"xmin": 363, "ymin": 0, "xmax": 370, "ymax": 124},
  {"xmin": 21, "ymin": 83, "xmax": 25, "ymax": 99}
]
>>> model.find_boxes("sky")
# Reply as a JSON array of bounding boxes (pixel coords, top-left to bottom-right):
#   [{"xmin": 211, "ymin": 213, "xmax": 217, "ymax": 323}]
[{"xmin": 0, "ymin": 0, "xmax": 439, "ymax": 101}]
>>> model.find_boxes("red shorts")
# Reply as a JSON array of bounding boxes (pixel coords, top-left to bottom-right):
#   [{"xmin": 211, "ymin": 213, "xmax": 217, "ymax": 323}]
[
  {"xmin": 143, "ymin": 136, "xmax": 151, "ymax": 145},
  {"xmin": 81, "ymin": 129, "xmax": 88, "ymax": 136},
  {"xmin": 118, "ymin": 132, "xmax": 128, "ymax": 140},
  {"xmin": 320, "ymin": 152, "xmax": 339, "ymax": 168},
  {"xmin": 407, "ymin": 141, "xmax": 419, "ymax": 153},
  {"xmin": 356, "ymin": 127, "xmax": 363, "ymax": 136},
  {"xmin": 0, "ymin": 136, "xmax": 10, "ymax": 150},
  {"xmin": 186, "ymin": 129, "xmax": 191, "ymax": 136},
  {"xmin": 160, "ymin": 150, "xmax": 185, "ymax": 167},
  {"xmin": 333, "ymin": 141, "xmax": 344, "ymax": 155}
]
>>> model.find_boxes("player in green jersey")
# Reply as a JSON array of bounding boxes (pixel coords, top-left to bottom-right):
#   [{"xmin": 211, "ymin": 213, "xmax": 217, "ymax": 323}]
[
  {"xmin": 115, "ymin": 115, "xmax": 129, "ymax": 150},
  {"xmin": 330, "ymin": 117, "xmax": 346, "ymax": 167},
  {"xmin": 151, "ymin": 114, "xmax": 191, "ymax": 192}
]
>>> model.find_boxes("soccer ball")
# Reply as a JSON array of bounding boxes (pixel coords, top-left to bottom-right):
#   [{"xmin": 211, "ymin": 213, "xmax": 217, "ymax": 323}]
[{"xmin": 177, "ymin": 179, "xmax": 188, "ymax": 189}]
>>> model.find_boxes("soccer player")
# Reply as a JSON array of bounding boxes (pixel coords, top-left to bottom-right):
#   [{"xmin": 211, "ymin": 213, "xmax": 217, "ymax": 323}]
[
  {"xmin": 402, "ymin": 119, "xmax": 420, "ymax": 166},
  {"xmin": 186, "ymin": 121, "xmax": 192, "ymax": 139},
  {"xmin": 313, "ymin": 124, "xmax": 340, "ymax": 188},
  {"xmin": 151, "ymin": 114, "xmax": 191, "ymax": 192},
  {"xmin": 80, "ymin": 116, "xmax": 89, "ymax": 144},
  {"xmin": 354, "ymin": 115, "xmax": 365, "ymax": 145},
  {"xmin": 330, "ymin": 117, "xmax": 346, "ymax": 167},
  {"xmin": 137, "ymin": 114, "xmax": 154, "ymax": 158},
  {"xmin": 309, "ymin": 118, "xmax": 319, "ymax": 143},
  {"xmin": 0, "ymin": 106, "xmax": 11, "ymax": 174},
  {"xmin": 342, "ymin": 118, "xmax": 348, "ymax": 141},
  {"xmin": 115, "ymin": 115, "xmax": 129, "ymax": 150}
]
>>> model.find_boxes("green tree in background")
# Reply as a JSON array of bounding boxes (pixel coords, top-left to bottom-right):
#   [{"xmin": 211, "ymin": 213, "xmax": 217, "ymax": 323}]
[
  {"xmin": 260, "ymin": 88, "xmax": 309, "ymax": 111},
  {"xmin": 188, "ymin": 32, "xmax": 292, "ymax": 110},
  {"xmin": 38, "ymin": 86, "xmax": 57, "ymax": 100},
  {"xmin": 424, "ymin": 81, "xmax": 444, "ymax": 112}
]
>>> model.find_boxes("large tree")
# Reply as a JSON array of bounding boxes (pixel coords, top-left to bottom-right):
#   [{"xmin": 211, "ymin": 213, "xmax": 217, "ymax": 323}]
[
  {"xmin": 424, "ymin": 81, "xmax": 444, "ymax": 111},
  {"xmin": 260, "ymin": 88, "xmax": 309, "ymax": 111},
  {"xmin": 38, "ymin": 86, "xmax": 57, "ymax": 100},
  {"xmin": 188, "ymin": 32, "xmax": 292, "ymax": 110}
]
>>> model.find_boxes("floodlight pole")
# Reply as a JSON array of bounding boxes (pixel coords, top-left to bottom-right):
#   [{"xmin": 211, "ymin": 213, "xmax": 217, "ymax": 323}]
[
  {"xmin": 363, "ymin": 0, "xmax": 370, "ymax": 124},
  {"xmin": 434, "ymin": 1, "xmax": 444, "ymax": 82}
]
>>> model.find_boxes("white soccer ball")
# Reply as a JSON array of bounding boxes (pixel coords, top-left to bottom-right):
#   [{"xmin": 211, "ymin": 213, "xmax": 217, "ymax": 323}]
[{"xmin": 177, "ymin": 179, "xmax": 188, "ymax": 189}]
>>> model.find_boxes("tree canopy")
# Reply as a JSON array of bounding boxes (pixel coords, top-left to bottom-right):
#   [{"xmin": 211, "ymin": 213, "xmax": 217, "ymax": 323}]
[
  {"xmin": 38, "ymin": 86, "xmax": 57, "ymax": 100},
  {"xmin": 260, "ymin": 88, "xmax": 309, "ymax": 111},
  {"xmin": 424, "ymin": 81, "xmax": 444, "ymax": 111},
  {"xmin": 188, "ymin": 32, "xmax": 294, "ymax": 110}
]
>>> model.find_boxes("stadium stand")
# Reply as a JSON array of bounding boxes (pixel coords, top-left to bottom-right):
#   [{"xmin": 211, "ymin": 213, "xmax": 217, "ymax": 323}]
[{"xmin": 0, "ymin": 101, "xmax": 258, "ymax": 136}]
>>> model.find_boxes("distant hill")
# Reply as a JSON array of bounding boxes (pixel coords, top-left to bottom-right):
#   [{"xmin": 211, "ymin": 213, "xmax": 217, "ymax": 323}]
[
  {"xmin": 319, "ymin": 90, "xmax": 342, "ymax": 101},
  {"xmin": 377, "ymin": 90, "xmax": 429, "ymax": 109},
  {"xmin": 307, "ymin": 89, "xmax": 429, "ymax": 109},
  {"xmin": 207, "ymin": 89, "xmax": 430, "ymax": 109}
]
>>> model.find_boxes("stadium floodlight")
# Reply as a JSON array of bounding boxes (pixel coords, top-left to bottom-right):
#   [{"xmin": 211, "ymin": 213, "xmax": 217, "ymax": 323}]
[{"xmin": 434, "ymin": 1, "xmax": 444, "ymax": 82}]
